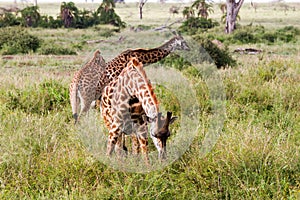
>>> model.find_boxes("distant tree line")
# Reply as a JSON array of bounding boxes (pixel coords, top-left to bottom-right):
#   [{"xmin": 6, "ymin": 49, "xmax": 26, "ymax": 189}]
[{"xmin": 0, "ymin": 1, "xmax": 125, "ymax": 29}]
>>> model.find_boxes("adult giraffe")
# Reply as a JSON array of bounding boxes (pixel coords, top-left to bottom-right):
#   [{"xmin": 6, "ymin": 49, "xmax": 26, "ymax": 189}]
[{"xmin": 101, "ymin": 58, "xmax": 177, "ymax": 163}]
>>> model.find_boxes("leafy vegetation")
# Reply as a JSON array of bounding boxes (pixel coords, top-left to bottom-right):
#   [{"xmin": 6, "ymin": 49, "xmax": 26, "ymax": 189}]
[
  {"xmin": 0, "ymin": 27, "xmax": 41, "ymax": 54},
  {"xmin": 0, "ymin": 1, "xmax": 125, "ymax": 29},
  {"xmin": 1, "ymin": 80, "xmax": 69, "ymax": 115},
  {"xmin": 0, "ymin": 2, "xmax": 299, "ymax": 199}
]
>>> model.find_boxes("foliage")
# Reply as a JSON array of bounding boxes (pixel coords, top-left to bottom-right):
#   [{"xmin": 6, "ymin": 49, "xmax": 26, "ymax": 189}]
[
  {"xmin": 2, "ymin": 80, "xmax": 69, "ymax": 115},
  {"xmin": 0, "ymin": 4, "xmax": 300, "ymax": 199},
  {"xmin": 195, "ymin": 36, "xmax": 236, "ymax": 68},
  {"xmin": 0, "ymin": 2, "xmax": 125, "ymax": 29},
  {"xmin": 191, "ymin": 0, "xmax": 214, "ymax": 19},
  {"xmin": 19, "ymin": 6, "xmax": 41, "ymax": 27},
  {"xmin": 96, "ymin": 0, "xmax": 126, "ymax": 28},
  {"xmin": 38, "ymin": 15, "xmax": 63, "ymax": 28},
  {"xmin": 159, "ymin": 54, "xmax": 192, "ymax": 71},
  {"xmin": 179, "ymin": 17, "xmax": 219, "ymax": 35},
  {"xmin": 231, "ymin": 25, "xmax": 300, "ymax": 44},
  {"xmin": 0, "ymin": 12, "xmax": 21, "ymax": 27},
  {"xmin": 181, "ymin": 0, "xmax": 216, "ymax": 35},
  {"xmin": 0, "ymin": 27, "xmax": 41, "ymax": 55}
]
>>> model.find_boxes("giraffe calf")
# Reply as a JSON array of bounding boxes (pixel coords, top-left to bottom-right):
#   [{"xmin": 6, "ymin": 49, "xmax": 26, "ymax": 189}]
[{"xmin": 69, "ymin": 50, "xmax": 107, "ymax": 124}]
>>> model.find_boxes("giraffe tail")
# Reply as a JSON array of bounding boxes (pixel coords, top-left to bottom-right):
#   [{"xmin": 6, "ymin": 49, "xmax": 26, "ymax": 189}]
[{"xmin": 69, "ymin": 80, "xmax": 79, "ymax": 124}]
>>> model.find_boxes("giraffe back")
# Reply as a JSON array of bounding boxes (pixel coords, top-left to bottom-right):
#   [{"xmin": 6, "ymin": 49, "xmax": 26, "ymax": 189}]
[
  {"xmin": 69, "ymin": 50, "xmax": 106, "ymax": 123},
  {"xmin": 101, "ymin": 57, "xmax": 158, "ymax": 131}
]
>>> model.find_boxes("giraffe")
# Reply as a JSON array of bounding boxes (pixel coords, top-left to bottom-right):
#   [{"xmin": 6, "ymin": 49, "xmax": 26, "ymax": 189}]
[
  {"xmin": 69, "ymin": 50, "xmax": 107, "ymax": 124},
  {"xmin": 95, "ymin": 35, "xmax": 190, "ymax": 108},
  {"xmin": 101, "ymin": 57, "xmax": 177, "ymax": 163},
  {"xmin": 105, "ymin": 35, "xmax": 190, "ymax": 84}
]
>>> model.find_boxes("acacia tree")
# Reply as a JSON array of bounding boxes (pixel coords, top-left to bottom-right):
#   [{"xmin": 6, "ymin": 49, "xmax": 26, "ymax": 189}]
[{"xmin": 225, "ymin": 0, "xmax": 244, "ymax": 34}]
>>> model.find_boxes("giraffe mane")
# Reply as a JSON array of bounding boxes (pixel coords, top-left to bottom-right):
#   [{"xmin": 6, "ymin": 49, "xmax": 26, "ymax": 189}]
[{"xmin": 129, "ymin": 57, "xmax": 159, "ymax": 106}]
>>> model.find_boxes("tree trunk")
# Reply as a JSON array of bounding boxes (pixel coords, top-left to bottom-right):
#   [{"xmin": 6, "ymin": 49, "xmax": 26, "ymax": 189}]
[
  {"xmin": 139, "ymin": 0, "xmax": 147, "ymax": 19},
  {"xmin": 225, "ymin": 0, "xmax": 244, "ymax": 34}
]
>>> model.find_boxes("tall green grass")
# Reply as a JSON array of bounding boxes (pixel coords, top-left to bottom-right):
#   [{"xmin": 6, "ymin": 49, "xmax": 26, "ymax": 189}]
[{"xmin": 0, "ymin": 2, "xmax": 300, "ymax": 199}]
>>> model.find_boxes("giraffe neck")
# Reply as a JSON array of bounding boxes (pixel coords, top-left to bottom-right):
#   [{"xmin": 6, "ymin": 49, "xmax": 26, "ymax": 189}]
[
  {"xmin": 120, "ymin": 63, "xmax": 158, "ymax": 119},
  {"xmin": 127, "ymin": 37, "xmax": 179, "ymax": 65},
  {"xmin": 105, "ymin": 36, "xmax": 182, "ymax": 83}
]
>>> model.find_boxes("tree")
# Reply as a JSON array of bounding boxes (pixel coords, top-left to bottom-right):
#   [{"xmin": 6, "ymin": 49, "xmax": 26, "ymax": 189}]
[
  {"xmin": 20, "ymin": 6, "xmax": 41, "ymax": 27},
  {"xmin": 60, "ymin": 2, "xmax": 78, "ymax": 28},
  {"xmin": 139, "ymin": 0, "xmax": 147, "ymax": 19},
  {"xmin": 225, "ymin": 0, "xmax": 244, "ymax": 34},
  {"xmin": 192, "ymin": 0, "xmax": 214, "ymax": 19}
]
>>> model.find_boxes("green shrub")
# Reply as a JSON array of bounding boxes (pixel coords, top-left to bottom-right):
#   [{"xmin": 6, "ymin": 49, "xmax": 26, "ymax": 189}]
[
  {"xmin": 0, "ymin": 2, "xmax": 125, "ymax": 29},
  {"xmin": 159, "ymin": 54, "xmax": 192, "ymax": 71},
  {"xmin": 230, "ymin": 25, "xmax": 299, "ymax": 44},
  {"xmin": 232, "ymin": 31, "xmax": 257, "ymax": 44},
  {"xmin": 0, "ymin": 12, "xmax": 21, "ymax": 27},
  {"xmin": 3, "ymin": 80, "xmax": 69, "ymax": 115},
  {"xmin": 38, "ymin": 16, "xmax": 63, "ymax": 28},
  {"xmin": 179, "ymin": 17, "xmax": 219, "ymax": 35},
  {"xmin": 195, "ymin": 37, "xmax": 236, "ymax": 68},
  {"xmin": 0, "ymin": 27, "xmax": 41, "ymax": 55},
  {"xmin": 19, "ymin": 6, "xmax": 41, "ymax": 27}
]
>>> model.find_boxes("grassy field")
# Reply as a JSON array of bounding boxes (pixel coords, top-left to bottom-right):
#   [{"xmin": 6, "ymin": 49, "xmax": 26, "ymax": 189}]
[{"xmin": 0, "ymin": 1, "xmax": 300, "ymax": 199}]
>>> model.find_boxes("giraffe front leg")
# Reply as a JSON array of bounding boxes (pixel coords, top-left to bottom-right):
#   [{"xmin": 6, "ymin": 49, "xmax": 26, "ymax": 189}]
[
  {"xmin": 136, "ymin": 124, "xmax": 149, "ymax": 165},
  {"xmin": 131, "ymin": 134, "xmax": 140, "ymax": 155},
  {"xmin": 106, "ymin": 128, "xmax": 121, "ymax": 156}
]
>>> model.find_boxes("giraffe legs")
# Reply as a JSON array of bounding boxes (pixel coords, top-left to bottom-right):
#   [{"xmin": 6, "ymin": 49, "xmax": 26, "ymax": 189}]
[
  {"xmin": 135, "ymin": 123, "xmax": 149, "ymax": 164},
  {"xmin": 106, "ymin": 128, "xmax": 120, "ymax": 156},
  {"xmin": 131, "ymin": 134, "xmax": 140, "ymax": 155},
  {"xmin": 106, "ymin": 126, "xmax": 128, "ymax": 158},
  {"xmin": 115, "ymin": 134, "xmax": 128, "ymax": 157}
]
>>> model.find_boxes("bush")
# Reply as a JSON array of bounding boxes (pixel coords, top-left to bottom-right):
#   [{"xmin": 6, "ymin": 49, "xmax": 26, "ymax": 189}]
[
  {"xmin": 159, "ymin": 54, "xmax": 192, "ymax": 71},
  {"xmin": 232, "ymin": 31, "xmax": 257, "ymax": 44},
  {"xmin": 38, "ymin": 16, "xmax": 63, "ymax": 28},
  {"xmin": 19, "ymin": 6, "xmax": 41, "ymax": 27},
  {"xmin": 0, "ymin": 2, "xmax": 125, "ymax": 29},
  {"xmin": 230, "ymin": 25, "xmax": 299, "ymax": 44},
  {"xmin": 0, "ymin": 12, "xmax": 21, "ymax": 27},
  {"xmin": 0, "ymin": 27, "xmax": 41, "ymax": 55},
  {"xmin": 195, "ymin": 37, "xmax": 236, "ymax": 68},
  {"xmin": 3, "ymin": 80, "xmax": 69, "ymax": 115},
  {"xmin": 179, "ymin": 17, "xmax": 219, "ymax": 35}
]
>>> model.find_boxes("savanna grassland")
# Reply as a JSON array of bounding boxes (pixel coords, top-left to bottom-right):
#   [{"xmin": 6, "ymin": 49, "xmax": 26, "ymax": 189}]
[{"xmin": 0, "ymin": 1, "xmax": 300, "ymax": 199}]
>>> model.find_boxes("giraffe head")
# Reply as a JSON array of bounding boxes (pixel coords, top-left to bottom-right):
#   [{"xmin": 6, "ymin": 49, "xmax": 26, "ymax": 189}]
[
  {"xmin": 149, "ymin": 111, "xmax": 178, "ymax": 160},
  {"xmin": 167, "ymin": 35, "xmax": 190, "ymax": 52}
]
